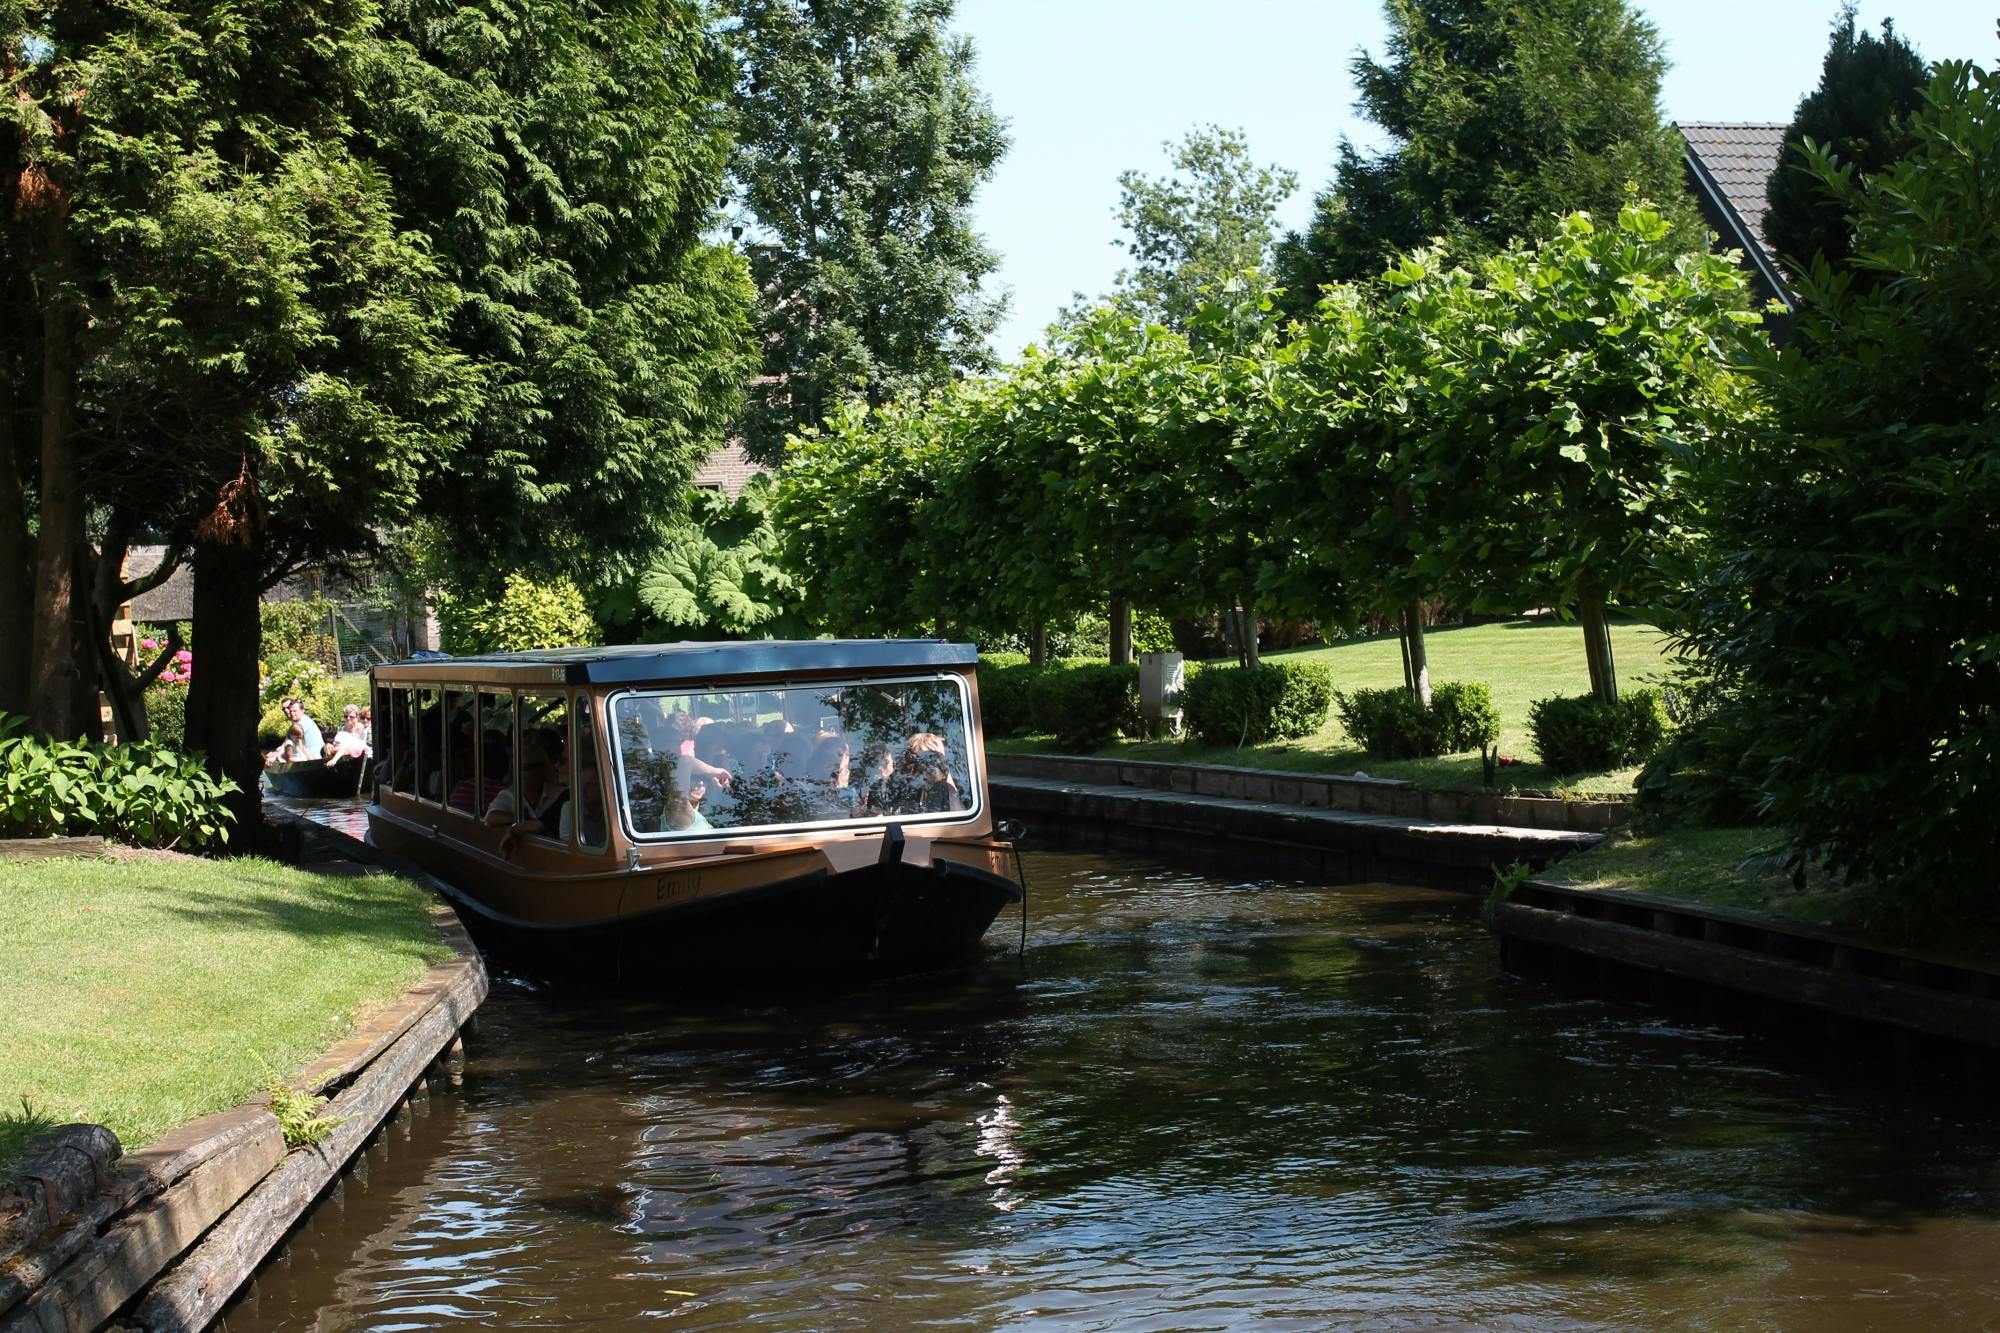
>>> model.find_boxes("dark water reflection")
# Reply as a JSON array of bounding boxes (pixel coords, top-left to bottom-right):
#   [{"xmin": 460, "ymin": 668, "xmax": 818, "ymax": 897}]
[{"xmin": 228, "ymin": 836, "xmax": 2000, "ymax": 1331}]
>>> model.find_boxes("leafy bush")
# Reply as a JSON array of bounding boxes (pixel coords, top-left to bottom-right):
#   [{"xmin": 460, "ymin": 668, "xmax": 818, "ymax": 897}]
[
  {"xmin": 261, "ymin": 597, "xmax": 340, "ymax": 671},
  {"xmin": 144, "ymin": 682, "xmax": 189, "ymax": 751},
  {"xmin": 322, "ymin": 675, "xmax": 371, "ymax": 719},
  {"xmin": 1633, "ymin": 670, "xmax": 1767, "ymax": 830},
  {"xmin": 261, "ymin": 654, "xmax": 332, "ymax": 711},
  {"xmin": 1184, "ymin": 662, "xmax": 1333, "ymax": 748},
  {"xmin": 438, "ymin": 573, "xmax": 600, "ymax": 654},
  {"xmin": 1333, "ymin": 682, "xmax": 1498, "ymax": 759},
  {"xmin": 0, "ymin": 717, "xmax": 237, "ymax": 850},
  {"xmin": 1529, "ymin": 690, "xmax": 1668, "ymax": 774},
  {"xmin": 258, "ymin": 702, "xmax": 291, "ymax": 750},
  {"xmin": 1036, "ymin": 663, "xmax": 1139, "ymax": 751},
  {"xmin": 977, "ymin": 657, "xmax": 1043, "ymax": 738}
]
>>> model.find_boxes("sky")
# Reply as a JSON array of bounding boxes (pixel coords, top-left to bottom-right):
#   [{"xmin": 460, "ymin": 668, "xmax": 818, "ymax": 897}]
[{"xmin": 949, "ymin": 0, "xmax": 2000, "ymax": 359}]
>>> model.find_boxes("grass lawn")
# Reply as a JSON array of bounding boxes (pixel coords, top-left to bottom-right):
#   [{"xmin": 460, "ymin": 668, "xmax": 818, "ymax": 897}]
[
  {"xmin": 0, "ymin": 853, "xmax": 450, "ymax": 1173},
  {"xmin": 1539, "ymin": 826, "xmax": 2000, "ymax": 961},
  {"xmin": 993, "ymin": 616, "xmax": 1675, "ymax": 794}
]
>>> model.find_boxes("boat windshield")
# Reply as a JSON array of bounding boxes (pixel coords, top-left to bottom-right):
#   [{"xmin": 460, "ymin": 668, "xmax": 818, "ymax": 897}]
[{"xmin": 609, "ymin": 676, "xmax": 978, "ymax": 839}]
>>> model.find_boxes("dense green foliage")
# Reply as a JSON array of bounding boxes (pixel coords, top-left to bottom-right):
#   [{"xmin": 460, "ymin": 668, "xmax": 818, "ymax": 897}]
[
  {"xmin": 1274, "ymin": 0, "xmax": 1698, "ymax": 310},
  {"xmin": 725, "ymin": 0, "xmax": 1006, "ymax": 460},
  {"xmin": 1668, "ymin": 60, "xmax": 2000, "ymax": 901},
  {"xmin": 437, "ymin": 575, "xmax": 601, "ymax": 656},
  {"xmin": 145, "ymin": 683, "xmax": 190, "ymax": 753},
  {"xmin": 260, "ymin": 598, "xmax": 340, "ymax": 671},
  {"xmin": 602, "ymin": 476, "xmax": 806, "ymax": 643},
  {"xmin": 0, "ymin": 717, "xmax": 236, "ymax": 849},
  {"xmin": 1336, "ymin": 681, "xmax": 1499, "ymax": 759},
  {"xmin": 1036, "ymin": 664, "xmax": 1142, "ymax": 752},
  {"xmin": 1182, "ymin": 663, "xmax": 1334, "ymax": 749},
  {"xmin": 1764, "ymin": 8, "xmax": 1928, "ymax": 281},
  {"xmin": 1528, "ymin": 690, "xmax": 1667, "ymax": 775}
]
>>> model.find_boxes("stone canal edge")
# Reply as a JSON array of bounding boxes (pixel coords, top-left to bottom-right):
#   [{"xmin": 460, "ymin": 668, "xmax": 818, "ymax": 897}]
[{"xmin": 0, "ymin": 817, "xmax": 489, "ymax": 1333}]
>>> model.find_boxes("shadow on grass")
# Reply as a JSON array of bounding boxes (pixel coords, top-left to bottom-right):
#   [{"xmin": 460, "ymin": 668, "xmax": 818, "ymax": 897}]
[
  {"xmin": 0, "ymin": 1098, "xmax": 61, "ymax": 1176},
  {"xmin": 148, "ymin": 866, "xmax": 444, "ymax": 965}
]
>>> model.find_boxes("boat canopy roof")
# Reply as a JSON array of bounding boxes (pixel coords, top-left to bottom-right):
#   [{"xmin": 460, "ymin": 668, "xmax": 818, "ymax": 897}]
[{"xmin": 372, "ymin": 639, "xmax": 979, "ymax": 687}]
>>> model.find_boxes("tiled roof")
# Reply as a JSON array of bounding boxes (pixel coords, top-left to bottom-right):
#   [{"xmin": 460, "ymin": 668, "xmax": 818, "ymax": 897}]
[
  {"xmin": 1677, "ymin": 122, "xmax": 1788, "ymax": 256},
  {"xmin": 123, "ymin": 545, "xmax": 195, "ymax": 622},
  {"xmin": 692, "ymin": 440, "xmax": 768, "ymax": 499}
]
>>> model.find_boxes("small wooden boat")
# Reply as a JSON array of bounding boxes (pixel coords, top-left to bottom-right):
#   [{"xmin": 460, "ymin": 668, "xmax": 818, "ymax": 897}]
[
  {"xmin": 365, "ymin": 641, "xmax": 1021, "ymax": 979},
  {"xmin": 265, "ymin": 754, "xmax": 370, "ymax": 799}
]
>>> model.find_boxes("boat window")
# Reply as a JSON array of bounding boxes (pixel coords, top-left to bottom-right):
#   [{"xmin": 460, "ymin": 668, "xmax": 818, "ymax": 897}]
[
  {"xmin": 414, "ymin": 688, "xmax": 443, "ymax": 803},
  {"xmin": 569, "ymin": 695, "xmax": 608, "ymax": 851},
  {"xmin": 443, "ymin": 691, "xmax": 475, "ymax": 814},
  {"xmin": 475, "ymin": 692, "xmax": 513, "ymax": 817},
  {"xmin": 610, "ymin": 676, "xmax": 978, "ymax": 840},
  {"xmin": 517, "ymin": 693, "xmax": 570, "ymax": 845}
]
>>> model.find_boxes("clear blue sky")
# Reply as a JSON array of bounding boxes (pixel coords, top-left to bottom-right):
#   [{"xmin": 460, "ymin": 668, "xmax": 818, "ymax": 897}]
[{"xmin": 950, "ymin": 1, "xmax": 2000, "ymax": 359}]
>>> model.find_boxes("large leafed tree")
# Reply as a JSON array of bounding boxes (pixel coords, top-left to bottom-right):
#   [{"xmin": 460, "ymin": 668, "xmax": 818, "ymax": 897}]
[
  {"xmin": 1273, "ymin": 0, "xmax": 1698, "ymax": 313},
  {"xmin": 723, "ymin": 0, "xmax": 1008, "ymax": 462}
]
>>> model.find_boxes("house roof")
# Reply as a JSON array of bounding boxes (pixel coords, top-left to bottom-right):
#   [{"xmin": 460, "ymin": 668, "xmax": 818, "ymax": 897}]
[
  {"xmin": 1677, "ymin": 121, "xmax": 1794, "ymax": 318},
  {"xmin": 691, "ymin": 440, "xmax": 768, "ymax": 499}
]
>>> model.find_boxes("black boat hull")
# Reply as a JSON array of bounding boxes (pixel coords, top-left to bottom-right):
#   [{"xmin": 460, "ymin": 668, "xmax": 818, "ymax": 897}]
[{"xmin": 265, "ymin": 755, "xmax": 369, "ymax": 798}]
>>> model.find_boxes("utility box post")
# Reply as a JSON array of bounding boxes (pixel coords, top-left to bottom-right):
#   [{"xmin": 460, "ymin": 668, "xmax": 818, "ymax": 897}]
[{"xmin": 1138, "ymin": 651, "xmax": 1185, "ymax": 738}]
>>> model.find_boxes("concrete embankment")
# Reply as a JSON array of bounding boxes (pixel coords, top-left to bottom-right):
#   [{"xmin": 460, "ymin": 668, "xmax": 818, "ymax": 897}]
[
  {"xmin": 988, "ymin": 754, "xmax": 1602, "ymax": 891},
  {"xmin": 0, "ymin": 819, "xmax": 487, "ymax": 1333}
]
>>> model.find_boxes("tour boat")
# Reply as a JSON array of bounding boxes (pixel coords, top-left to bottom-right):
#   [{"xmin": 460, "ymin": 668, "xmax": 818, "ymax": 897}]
[
  {"xmin": 264, "ymin": 753, "xmax": 370, "ymax": 799},
  {"xmin": 365, "ymin": 641, "xmax": 1021, "ymax": 979}
]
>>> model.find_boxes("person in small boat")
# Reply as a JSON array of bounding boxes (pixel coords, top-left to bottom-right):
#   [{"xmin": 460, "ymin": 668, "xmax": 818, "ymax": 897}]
[
  {"xmin": 277, "ymin": 697, "xmax": 322, "ymax": 761},
  {"xmin": 325, "ymin": 705, "xmax": 369, "ymax": 763},
  {"xmin": 267, "ymin": 722, "xmax": 307, "ymax": 767}
]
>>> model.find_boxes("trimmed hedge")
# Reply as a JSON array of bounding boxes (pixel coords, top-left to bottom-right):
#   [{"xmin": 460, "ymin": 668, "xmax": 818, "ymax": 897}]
[
  {"xmin": 144, "ymin": 681, "xmax": 189, "ymax": 751},
  {"xmin": 1529, "ymin": 689, "xmax": 1669, "ymax": 774},
  {"xmin": 1038, "ymin": 663, "xmax": 1139, "ymax": 751},
  {"xmin": 1335, "ymin": 681, "xmax": 1500, "ymax": 759},
  {"xmin": 1183, "ymin": 662, "xmax": 1333, "ymax": 748}
]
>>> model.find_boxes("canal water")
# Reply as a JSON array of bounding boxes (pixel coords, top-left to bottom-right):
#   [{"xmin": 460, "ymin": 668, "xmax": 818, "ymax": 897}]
[{"xmin": 231, "ymin": 823, "xmax": 2000, "ymax": 1330}]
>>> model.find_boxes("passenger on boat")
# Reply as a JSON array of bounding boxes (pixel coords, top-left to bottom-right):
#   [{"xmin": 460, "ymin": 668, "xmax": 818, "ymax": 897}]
[
  {"xmin": 858, "ymin": 742, "xmax": 896, "ymax": 812},
  {"xmin": 497, "ymin": 747, "xmax": 571, "ymax": 857},
  {"xmin": 278, "ymin": 698, "xmax": 322, "ymax": 759},
  {"xmin": 325, "ymin": 705, "xmax": 369, "ymax": 763},
  {"xmin": 803, "ymin": 733, "xmax": 857, "ymax": 818},
  {"xmin": 882, "ymin": 733, "xmax": 963, "ymax": 814},
  {"xmin": 559, "ymin": 759, "xmax": 607, "ymax": 847},
  {"xmin": 267, "ymin": 722, "xmax": 307, "ymax": 768},
  {"xmin": 448, "ymin": 737, "xmax": 510, "ymax": 813},
  {"xmin": 668, "ymin": 710, "xmax": 731, "ymax": 789}
]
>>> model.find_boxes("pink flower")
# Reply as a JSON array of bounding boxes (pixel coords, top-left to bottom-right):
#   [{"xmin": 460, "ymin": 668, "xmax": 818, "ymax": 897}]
[
  {"xmin": 141, "ymin": 637, "xmax": 159, "ymax": 650},
  {"xmin": 175, "ymin": 650, "xmax": 192, "ymax": 662}
]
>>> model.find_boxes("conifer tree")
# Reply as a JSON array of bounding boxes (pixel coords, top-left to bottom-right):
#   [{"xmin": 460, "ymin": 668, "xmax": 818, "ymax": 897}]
[
  {"xmin": 1763, "ymin": 5, "xmax": 1928, "ymax": 281},
  {"xmin": 1274, "ymin": 0, "xmax": 1696, "ymax": 311}
]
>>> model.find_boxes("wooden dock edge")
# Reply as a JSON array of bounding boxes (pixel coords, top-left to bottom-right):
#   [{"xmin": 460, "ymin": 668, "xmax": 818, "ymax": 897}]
[
  {"xmin": 1493, "ymin": 879, "xmax": 2000, "ymax": 1057},
  {"xmin": 0, "ymin": 887, "xmax": 486, "ymax": 1333}
]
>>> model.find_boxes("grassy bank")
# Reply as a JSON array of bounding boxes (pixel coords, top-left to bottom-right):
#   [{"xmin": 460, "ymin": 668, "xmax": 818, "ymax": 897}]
[
  {"xmin": 1537, "ymin": 827, "xmax": 2000, "ymax": 961},
  {"xmin": 995, "ymin": 617, "xmax": 1674, "ymax": 793},
  {"xmin": 0, "ymin": 853, "xmax": 450, "ymax": 1172}
]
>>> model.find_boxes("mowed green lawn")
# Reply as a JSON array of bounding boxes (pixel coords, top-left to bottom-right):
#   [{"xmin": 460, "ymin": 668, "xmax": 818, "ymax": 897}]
[
  {"xmin": 994, "ymin": 616, "xmax": 1675, "ymax": 793},
  {"xmin": 0, "ymin": 854, "xmax": 449, "ymax": 1172}
]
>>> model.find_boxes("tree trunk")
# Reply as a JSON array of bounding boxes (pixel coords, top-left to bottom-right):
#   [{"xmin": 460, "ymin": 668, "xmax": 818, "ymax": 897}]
[
  {"xmin": 27, "ymin": 294, "xmax": 83, "ymax": 739},
  {"xmin": 1028, "ymin": 621, "xmax": 1047, "ymax": 667},
  {"xmin": 1577, "ymin": 577, "xmax": 1618, "ymax": 704},
  {"xmin": 1401, "ymin": 602, "xmax": 1432, "ymax": 708},
  {"xmin": 1241, "ymin": 599, "xmax": 1260, "ymax": 668},
  {"xmin": 64, "ymin": 530, "xmax": 103, "ymax": 740},
  {"xmin": 0, "ymin": 399, "xmax": 31, "ymax": 720},
  {"xmin": 186, "ymin": 534, "xmax": 266, "ymax": 838},
  {"xmin": 1108, "ymin": 598, "xmax": 1132, "ymax": 666}
]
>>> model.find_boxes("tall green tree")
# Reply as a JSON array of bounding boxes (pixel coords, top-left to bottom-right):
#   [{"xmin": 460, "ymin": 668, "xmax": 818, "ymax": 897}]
[
  {"xmin": 1108, "ymin": 126, "xmax": 1297, "ymax": 342},
  {"xmin": 366, "ymin": 0, "xmax": 755, "ymax": 589},
  {"xmin": 1763, "ymin": 5, "xmax": 1928, "ymax": 282},
  {"xmin": 724, "ymin": 0, "xmax": 1008, "ymax": 462},
  {"xmin": 1273, "ymin": 0, "xmax": 1697, "ymax": 314}
]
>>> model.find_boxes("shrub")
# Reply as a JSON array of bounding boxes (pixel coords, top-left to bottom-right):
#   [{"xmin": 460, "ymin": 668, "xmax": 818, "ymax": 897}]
[
  {"xmin": 438, "ymin": 573, "xmax": 600, "ymax": 654},
  {"xmin": 1335, "ymin": 688, "xmax": 1433, "ymax": 759},
  {"xmin": 0, "ymin": 717, "xmax": 237, "ymax": 850},
  {"xmin": 144, "ymin": 681, "xmax": 189, "ymax": 750},
  {"xmin": 1037, "ymin": 663, "xmax": 1138, "ymax": 751},
  {"xmin": 1184, "ymin": 662, "xmax": 1334, "ymax": 748},
  {"xmin": 262, "ymin": 597, "xmax": 340, "ymax": 671},
  {"xmin": 977, "ymin": 658, "xmax": 1043, "ymax": 738},
  {"xmin": 261, "ymin": 654, "xmax": 331, "ymax": 711},
  {"xmin": 1529, "ymin": 689, "xmax": 1669, "ymax": 774},
  {"xmin": 1432, "ymin": 682, "xmax": 1501, "ymax": 753},
  {"xmin": 257, "ymin": 703, "xmax": 291, "ymax": 751}
]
